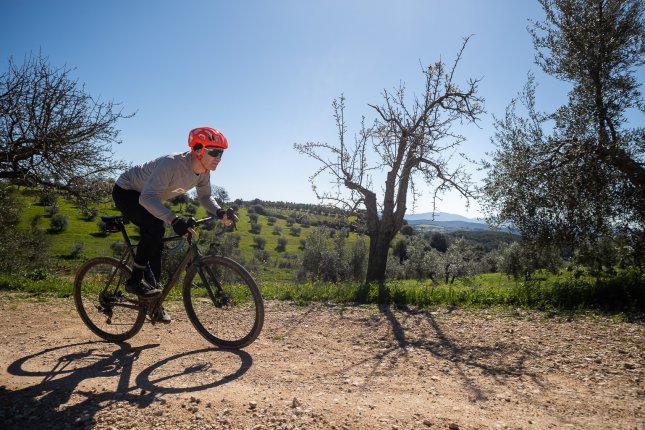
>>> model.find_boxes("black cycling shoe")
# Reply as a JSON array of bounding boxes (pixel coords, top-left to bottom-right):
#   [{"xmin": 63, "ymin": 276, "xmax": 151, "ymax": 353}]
[
  {"xmin": 125, "ymin": 279, "xmax": 162, "ymax": 298},
  {"xmin": 150, "ymin": 307, "xmax": 171, "ymax": 324}
]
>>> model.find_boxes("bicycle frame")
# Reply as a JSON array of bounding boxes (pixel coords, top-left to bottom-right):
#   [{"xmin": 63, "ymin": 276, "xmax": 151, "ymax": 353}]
[
  {"xmin": 110, "ymin": 216, "xmax": 215, "ymax": 314},
  {"xmin": 155, "ymin": 234, "xmax": 202, "ymax": 305}
]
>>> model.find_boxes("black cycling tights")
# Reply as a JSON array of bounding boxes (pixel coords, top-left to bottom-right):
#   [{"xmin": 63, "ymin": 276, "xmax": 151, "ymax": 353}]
[{"xmin": 112, "ymin": 185, "xmax": 164, "ymax": 283}]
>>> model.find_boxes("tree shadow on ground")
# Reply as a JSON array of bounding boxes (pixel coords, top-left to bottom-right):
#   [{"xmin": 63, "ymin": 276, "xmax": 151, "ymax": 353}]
[
  {"xmin": 336, "ymin": 302, "xmax": 544, "ymax": 403},
  {"xmin": 1, "ymin": 341, "xmax": 252, "ymax": 429}
]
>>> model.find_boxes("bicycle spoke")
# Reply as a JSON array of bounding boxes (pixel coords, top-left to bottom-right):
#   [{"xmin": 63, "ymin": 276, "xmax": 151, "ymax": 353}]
[
  {"xmin": 74, "ymin": 257, "xmax": 146, "ymax": 342},
  {"xmin": 184, "ymin": 256, "xmax": 264, "ymax": 348}
]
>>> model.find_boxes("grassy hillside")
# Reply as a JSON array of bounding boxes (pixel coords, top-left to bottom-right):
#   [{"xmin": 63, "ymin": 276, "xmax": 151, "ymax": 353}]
[{"xmin": 12, "ymin": 187, "xmax": 362, "ymax": 283}]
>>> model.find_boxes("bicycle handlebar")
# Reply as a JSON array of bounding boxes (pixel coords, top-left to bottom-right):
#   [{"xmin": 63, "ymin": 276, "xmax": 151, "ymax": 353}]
[
  {"xmin": 195, "ymin": 214, "xmax": 237, "ymax": 230},
  {"xmin": 194, "ymin": 216, "xmax": 215, "ymax": 225},
  {"xmin": 167, "ymin": 214, "xmax": 236, "ymax": 253}
]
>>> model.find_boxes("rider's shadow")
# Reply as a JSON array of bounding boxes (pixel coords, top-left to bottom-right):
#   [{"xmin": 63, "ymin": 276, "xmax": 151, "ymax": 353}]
[{"xmin": 1, "ymin": 341, "xmax": 252, "ymax": 429}]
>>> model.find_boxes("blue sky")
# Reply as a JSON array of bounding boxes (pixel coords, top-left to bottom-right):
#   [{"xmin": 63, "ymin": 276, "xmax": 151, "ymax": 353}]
[{"xmin": 3, "ymin": 1, "xmax": 641, "ymax": 218}]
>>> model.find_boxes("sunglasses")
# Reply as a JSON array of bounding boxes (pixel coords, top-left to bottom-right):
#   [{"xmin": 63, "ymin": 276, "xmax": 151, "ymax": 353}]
[{"xmin": 205, "ymin": 148, "xmax": 224, "ymax": 158}]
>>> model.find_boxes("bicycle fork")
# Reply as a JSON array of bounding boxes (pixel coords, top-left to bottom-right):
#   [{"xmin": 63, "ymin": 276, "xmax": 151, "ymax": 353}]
[{"xmin": 196, "ymin": 262, "xmax": 230, "ymax": 308}]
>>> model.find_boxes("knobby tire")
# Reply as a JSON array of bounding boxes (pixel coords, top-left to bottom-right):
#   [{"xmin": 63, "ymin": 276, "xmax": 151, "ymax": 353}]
[
  {"xmin": 183, "ymin": 255, "xmax": 264, "ymax": 349},
  {"xmin": 74, "ymin": 257, "xmax": 146, "ymax": 342}
]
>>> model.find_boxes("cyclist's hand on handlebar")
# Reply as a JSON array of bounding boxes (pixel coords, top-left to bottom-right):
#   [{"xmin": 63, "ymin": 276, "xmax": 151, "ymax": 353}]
[
  {"xmin": 216, "ymin": 208, "xmax": 239, "ymax": 227},
  {"xmin": 226, "ymin": 207, "xmax": 239, "ymax": 223},
  {"xmin": 171, "ymin": 216, "xmax": 196, "ymax": 237}
]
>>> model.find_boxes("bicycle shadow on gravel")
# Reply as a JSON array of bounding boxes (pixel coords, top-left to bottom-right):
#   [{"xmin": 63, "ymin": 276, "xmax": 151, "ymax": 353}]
[
  {"xmin": 136, "ymin": 347, "xmax": 252, "ymax": 394},
  {"xmin": 1, "ymin": 341, "xmax": 252, "ymax": 429}
]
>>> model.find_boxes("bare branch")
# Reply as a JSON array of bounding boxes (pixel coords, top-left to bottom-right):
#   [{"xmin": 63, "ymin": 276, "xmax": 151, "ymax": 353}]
[{"xmin": 0, "ymin": 53, "xmax": 132, "ymax": 208}]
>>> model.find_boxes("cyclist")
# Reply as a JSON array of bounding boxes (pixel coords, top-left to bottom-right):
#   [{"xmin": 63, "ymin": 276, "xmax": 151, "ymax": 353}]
[{"xmin": 112, "ymin": 126, "xmax": 235, "ymax": 323}]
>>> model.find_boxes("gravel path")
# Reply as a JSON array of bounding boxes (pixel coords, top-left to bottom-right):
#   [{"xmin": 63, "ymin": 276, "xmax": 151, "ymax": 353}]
[{"xmin": 0, "ymin": 292, "xmax": 643, "ymax": 429}]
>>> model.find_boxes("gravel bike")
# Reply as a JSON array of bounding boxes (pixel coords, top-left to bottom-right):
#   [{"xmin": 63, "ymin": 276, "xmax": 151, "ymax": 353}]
[{"xmin": 74, "ymin": 215, "xmax": 264, "ymax": 349}]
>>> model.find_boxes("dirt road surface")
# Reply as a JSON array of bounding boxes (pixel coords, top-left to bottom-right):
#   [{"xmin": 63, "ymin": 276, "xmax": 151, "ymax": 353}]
[{"xmin": 0, "ymin": 291, "xmax": 642, "ymax": 429}]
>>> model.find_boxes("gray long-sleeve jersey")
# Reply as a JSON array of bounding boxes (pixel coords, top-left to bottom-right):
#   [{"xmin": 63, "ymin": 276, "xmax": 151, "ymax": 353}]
[{"xmin": 115, "ymin": 151, "xmax": 221, "ymax": 224}]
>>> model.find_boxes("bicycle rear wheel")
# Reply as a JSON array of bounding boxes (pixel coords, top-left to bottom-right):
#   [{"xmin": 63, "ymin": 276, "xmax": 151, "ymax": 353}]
[
  {"xmin": 183, "ymin": 256, "xmax": 264, "ymax": 349},
  {"xmin": 74, "ymin": 257, "xmax": 146, "ymax": 342}
]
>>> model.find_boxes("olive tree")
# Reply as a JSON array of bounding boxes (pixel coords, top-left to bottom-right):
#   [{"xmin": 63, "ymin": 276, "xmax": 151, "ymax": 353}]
[
  {"xmin": 212, "ymin": 185, "xmax": 230, "ymax": 204},
  {"xmin": 482, "ymin": 0, "xmax": 644, "ymax": 251},
  {"xmin": 296, "ymin": 38, "xmax": 484, "ymax": 283}
]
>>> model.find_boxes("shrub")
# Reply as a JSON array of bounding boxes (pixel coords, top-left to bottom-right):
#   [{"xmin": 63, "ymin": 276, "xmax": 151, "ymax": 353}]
[
  {"xmin": 96, "ymin": 220, "xmax": 108, "ymax": 234},
  {"xmin": 290, "ymin": 226, "xmax": 301, "ymax": 237},
  {"xmin": 23, "ymin": 267, "xmax": 50, "ymax": 280},
  {"xmin": 30, "ymin": 214, "xmax": 42, "ymax": 230},
  {"xmin": 253, "ymin": 249, "xmax": 270, "ymax": 263},
  {"xmin": 39, "ymin": 189, "xmax": 57, "ymax": 206},
  {"xmin": 267, "ymin": 216, "xmax": 277, "ymax": 225},
  {"xmin": 276, "ymin": 236, "xmax": 288, "ymax": 252},
  {"xmin": 251, "ymin": 204, "xmax": 266, "ymax": 215},
  {"xmin": 249, "ymin": 213, "xmax": 259, "ymax": 224},
  {"xmin": 277, "ymin": 252, "xmax": 299, "ymax": 269},
  {"xmin": 349, "ymin": 236, "xmax": 368, "ymax": 281},
  {"xmin": 250, "ymin": 223, "xmax": 262, "ymax": 234},
  {"xmin": 0, "ymin": 187, "xmax": 50, "ymax": 274},
  {"xmin": 21, "ymin": 227, "xmax": 50, "ymax": 270},
  {"xmin": 69, "ymin": 241, "xmax": 85, "ymax": 258},
  {"xmin": 83, "ymin": 208, "xmax": 99, "ymax": 220},
  {"xmin": 400, "ymin": 225, "xmax": 415, "ymax": 236},
  {"xmin": 273, "ymin": 225, "xmax": 283, "ymax": 235},
  {"xmin": 50, "ymin": 214, "xmax": 69, "ymax": 231},
  {"xmin": 45, "ymin": 205, "xmax": 60, "ymax": 217},
  {"xmin": 385, "ymin": 254, "xmax": 407, "ymax": 280},
  {"xmin": 299, "ymin": 227, "xmax": 349, "ymax": 282},
  {"xmin": 253, "ymin": 236, "xmax": 267, "ymax": 250}
]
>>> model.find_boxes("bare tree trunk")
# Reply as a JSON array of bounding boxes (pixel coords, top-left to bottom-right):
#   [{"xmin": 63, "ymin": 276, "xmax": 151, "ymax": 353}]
[
  {"xmin": 364, "ymin": 200, "xmax": 403, "ymax": 284},
  {"xmin": 365, "ymin": 232, "xmax": 390, "ymax": 283}
]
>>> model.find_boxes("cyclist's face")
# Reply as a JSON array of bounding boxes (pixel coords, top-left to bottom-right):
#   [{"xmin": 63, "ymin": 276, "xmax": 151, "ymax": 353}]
[{"xmin": 202, "ymin": 147, "xmax": 224, "ymax": 171}]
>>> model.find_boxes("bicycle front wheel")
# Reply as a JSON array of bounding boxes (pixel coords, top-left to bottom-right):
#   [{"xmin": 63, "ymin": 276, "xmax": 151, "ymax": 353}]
[
  {"xmin": 74, "ymin": 257, "xmax": 146, "ymax": 342},
  {"xmin": 183, "ymin": 256, "xmax": 264, "ymax": 349}
]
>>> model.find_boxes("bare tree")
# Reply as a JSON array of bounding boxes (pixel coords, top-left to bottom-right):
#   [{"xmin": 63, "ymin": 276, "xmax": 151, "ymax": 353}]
[
  {"xmin": 0, "ymin": 53, "xmax": 131, "ymax": 207},
  {"xmin": 295, "ymin": 38, "xmax": 484, "ymax": 283}
]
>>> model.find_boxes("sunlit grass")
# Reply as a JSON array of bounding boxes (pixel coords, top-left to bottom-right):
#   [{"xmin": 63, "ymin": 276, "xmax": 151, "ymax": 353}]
[
  {"xmin": 258, "ymin": 270, "xmax": 644, "ymax": 313},
  {"xmin": 2, "ymin": 269, "xmax": 642, "ymax": 314}
]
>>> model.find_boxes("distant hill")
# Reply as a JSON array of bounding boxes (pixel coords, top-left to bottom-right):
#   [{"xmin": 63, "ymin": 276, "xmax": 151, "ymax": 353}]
[
  {"xmin": 404, "ymin": 212, "xmax": 490, "ymax": 232},
  {"xmin": 404, "ymin": 211, "xmax": 486, "ymax": 223}
]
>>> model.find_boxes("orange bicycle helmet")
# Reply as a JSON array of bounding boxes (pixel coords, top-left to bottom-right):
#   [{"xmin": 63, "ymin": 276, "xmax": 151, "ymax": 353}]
[{"xmin": 188, "ymin": 127, "xmax": 228, "ymax": 156}]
